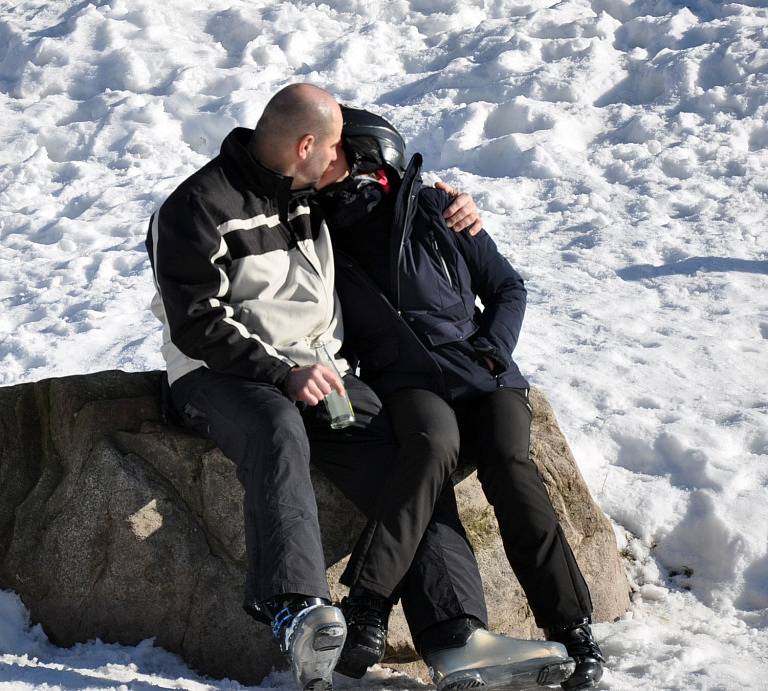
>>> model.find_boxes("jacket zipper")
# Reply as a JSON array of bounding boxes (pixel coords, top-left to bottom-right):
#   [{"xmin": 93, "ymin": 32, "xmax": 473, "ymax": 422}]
[
  {"xmin": 340, "ymin": 253, "xmax": 447, "ymax": 393},
  {"xmin": 288, "ymin": 211, "xmax": 336, "ymax": 345},
  {"xmin": 430, "ymin": 233, "xmax": 453, "ymax": 288},
  {"xmin": 391, "ymin": 159, "xmax": 420, "ymax": 313},
  {"xmin": 394, "ymin": 188, "xmax": 414, "ymax": 312}
]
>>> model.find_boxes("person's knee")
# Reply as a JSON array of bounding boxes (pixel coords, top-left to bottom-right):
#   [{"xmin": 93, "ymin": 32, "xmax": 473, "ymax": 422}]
[
  {"xmin": 406, "ymin": 423, "xmax": 460, "ymax": 473},
  {"xmin": 475, "ymin": 434, "xmax": 538, "ymax": 498},
  {"xmin": 266, "ymin": 396, "xmax": 305, "ymax": 433},
  {"xmin": 489, "ymin": 441, "xmax": 531, "ymax": 469},
  {"xmin": 477, "ymin": 445, "xmax": 534, "ymax": 494},
  {"xmin": 238, "ymin": 398, "xmax": 309, "ymax": 467}
]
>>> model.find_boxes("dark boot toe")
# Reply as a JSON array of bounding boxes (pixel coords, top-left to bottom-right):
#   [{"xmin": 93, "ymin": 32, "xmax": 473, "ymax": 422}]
[
  {"xmin": 562, "ymin": 656, "xmax": 603, "ymax": 689},
  {"xmin": 335, "ymin": 625, "xmax": 385, "ymax": 678},
  {"xmin": 546, "ymin": 619, "xmax": 605, "ymax": 690}
]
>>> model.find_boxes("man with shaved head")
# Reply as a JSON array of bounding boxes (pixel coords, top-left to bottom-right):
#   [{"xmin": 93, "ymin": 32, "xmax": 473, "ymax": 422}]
[
  {"xmin": 252, "ymin": 84, "xmax": 342, "ymax": 189},
  {"xmin": 148, "ymin": 84, "xmax": 351, "ymax": 691},
  {"xmin": 146, "ymin": 84, "xmax": 492, "ymax": 691}
]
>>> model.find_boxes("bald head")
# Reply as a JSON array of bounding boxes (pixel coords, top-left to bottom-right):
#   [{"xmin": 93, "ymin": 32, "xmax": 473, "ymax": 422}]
[
  {"xmin": 252, "ymin": 84, "xmax": 343, "ymax": 188},
  {"xmin": 255, "ymin": 84, "xmax": 337, "ymax": 144}
]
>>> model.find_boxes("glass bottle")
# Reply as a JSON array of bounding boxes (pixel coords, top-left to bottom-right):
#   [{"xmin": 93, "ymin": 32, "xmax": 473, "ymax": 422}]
[{"xmin": 314, "ymin": 343, "xmax": 355, "ymax": 429}]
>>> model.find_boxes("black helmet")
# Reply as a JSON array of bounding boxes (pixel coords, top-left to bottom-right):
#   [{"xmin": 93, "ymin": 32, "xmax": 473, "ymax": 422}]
[{"xmin": 341, "ymin": 105, "xmax": 406, "ymax": 177}]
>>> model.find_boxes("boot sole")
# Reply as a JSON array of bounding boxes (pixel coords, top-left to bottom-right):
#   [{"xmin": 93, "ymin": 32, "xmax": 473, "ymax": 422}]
[
  {"xmin": 438, "ymin": 657, "xmax": 576, "ymax": 691},
  {"xmin": 288, "ymin": 607, "xmax": 347, "ymax": 691}
]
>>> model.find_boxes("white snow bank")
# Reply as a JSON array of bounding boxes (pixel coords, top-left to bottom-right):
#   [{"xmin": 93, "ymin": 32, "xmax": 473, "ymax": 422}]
[{"xmin": 0, "ymin": 590, "xmax": 240, "ymax": 690}]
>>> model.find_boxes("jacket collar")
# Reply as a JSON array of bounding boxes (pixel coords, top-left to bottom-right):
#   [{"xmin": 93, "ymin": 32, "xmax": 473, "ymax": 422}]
[
  {"xmin": 221, "ymin": 127, "xmax": 315, "ymax": 221},
  {"xmin": 220, "ymin": 127, "xmax": 299, "ymax": 198},
  {"xmin": 397, "ymin": 153, "xmax": 423, "ymax": 245}
]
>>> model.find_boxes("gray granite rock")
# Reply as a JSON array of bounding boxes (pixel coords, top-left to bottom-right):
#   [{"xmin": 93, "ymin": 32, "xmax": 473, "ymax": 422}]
[{"xmin": 0, "ymin": 371, "xmax": 630, "ymax": 684}]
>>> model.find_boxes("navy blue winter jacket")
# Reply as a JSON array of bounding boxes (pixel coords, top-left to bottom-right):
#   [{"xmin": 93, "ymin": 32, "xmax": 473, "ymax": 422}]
[{"xmin": 326, "ymin": 154, "xmax": 529, "ymax": 401}]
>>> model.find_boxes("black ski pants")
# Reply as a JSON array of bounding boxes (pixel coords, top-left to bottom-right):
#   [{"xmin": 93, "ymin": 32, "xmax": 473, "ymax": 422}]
[
  {"xmin": 384, "ymin": 386, "xmax": 593, "ymax": 631},
  {"xmin": 170, "ymin": 368, "xmax": 488, "ymax": 639}
]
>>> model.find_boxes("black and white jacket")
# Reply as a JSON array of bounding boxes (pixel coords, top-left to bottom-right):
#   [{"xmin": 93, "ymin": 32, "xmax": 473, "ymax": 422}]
[{"xmin": 146, "ymin": 128, "xmax": 346, "ymax": 388}]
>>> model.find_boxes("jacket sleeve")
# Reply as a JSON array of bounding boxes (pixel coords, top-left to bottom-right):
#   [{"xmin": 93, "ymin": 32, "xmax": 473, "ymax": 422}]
[
  {"xmin": 439, "ymin": 193, "xmax": 527, "ymax": 372},
  {"xmin": 146, "ymin": 191, "xmax": 294, "ymax": 387}
]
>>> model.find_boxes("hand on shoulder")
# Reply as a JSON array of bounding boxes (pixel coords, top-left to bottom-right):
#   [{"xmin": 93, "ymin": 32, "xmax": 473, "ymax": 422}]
[{"xmin": 434, "ymin": 181, "xmax": 483, "ymax": 236}]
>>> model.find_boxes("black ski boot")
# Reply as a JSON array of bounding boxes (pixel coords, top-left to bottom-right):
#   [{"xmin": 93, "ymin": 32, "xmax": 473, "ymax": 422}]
[
  {"xmin": 334, "ymin": 586, "xmax": 392, "ymax": 678},
  {"xmin": 546, "ymin": 619, "xmax": 605, "ymax": 689}
]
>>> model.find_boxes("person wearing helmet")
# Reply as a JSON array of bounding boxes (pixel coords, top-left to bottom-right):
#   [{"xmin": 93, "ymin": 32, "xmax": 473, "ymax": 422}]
[{"xmin": 314, "ymin": 107, "xmax": 605, "ymax": 690}]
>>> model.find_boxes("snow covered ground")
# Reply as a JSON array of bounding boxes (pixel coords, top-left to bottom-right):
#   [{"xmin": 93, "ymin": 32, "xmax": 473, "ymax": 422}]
[{"xmin": 1, "ymin": 0, "xmax": 767, "ymax": 688}]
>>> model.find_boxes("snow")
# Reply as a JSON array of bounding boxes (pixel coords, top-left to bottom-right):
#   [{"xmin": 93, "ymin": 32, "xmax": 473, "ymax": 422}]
[{"xmin": 1, "ymin": 0, "xmax": 767, "ymax": 688}]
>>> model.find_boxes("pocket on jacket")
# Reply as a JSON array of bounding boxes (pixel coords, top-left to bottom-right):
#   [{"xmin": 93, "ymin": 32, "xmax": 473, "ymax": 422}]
[
  {"xmin": 402, "ymin": 301, "xmax": 477, "ymax": 347},
  {"xmin": 424, "ymin": 316, "xmax": 477, "ymax": 346}
]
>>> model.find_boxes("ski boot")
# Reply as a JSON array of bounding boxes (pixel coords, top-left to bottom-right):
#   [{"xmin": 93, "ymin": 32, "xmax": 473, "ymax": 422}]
[
  {"xmin": 266, "ymin": 595, "xmax": 347, "ymax": 691},
  {"xmin": 422, "ymin": 617, "xmax": 575, "ymax": 691},
  {"xmin": 335, "ymin": 586, "xmax": 393, "ymax": 678},
  {"xmin": 546, "ymin": 619, "xmax": 604, "ymax": 689}
]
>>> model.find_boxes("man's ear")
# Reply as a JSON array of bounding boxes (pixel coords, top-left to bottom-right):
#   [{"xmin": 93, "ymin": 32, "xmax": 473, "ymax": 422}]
[{"xmin": 297, "ymin": 133, "xmax": 315, "ymax": 161}]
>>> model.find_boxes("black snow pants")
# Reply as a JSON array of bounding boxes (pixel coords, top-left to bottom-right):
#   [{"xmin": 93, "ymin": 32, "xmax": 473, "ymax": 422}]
[
  {"xmin": 170, "ymin": 368, "xmax": 488, "ymax": 640},
  {"xmin": 383, "ymin": 386, "xmax": 594, "ymax": 631}
]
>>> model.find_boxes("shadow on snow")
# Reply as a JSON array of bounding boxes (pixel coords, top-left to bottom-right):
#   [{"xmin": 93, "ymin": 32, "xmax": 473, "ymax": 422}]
[{"xmin": 617, "ymin": 257, "xmax": 768, "ymax": 281}]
